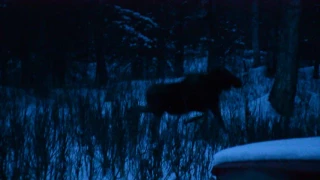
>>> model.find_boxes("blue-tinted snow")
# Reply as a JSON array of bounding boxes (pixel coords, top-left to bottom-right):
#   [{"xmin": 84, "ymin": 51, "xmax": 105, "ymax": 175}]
[
  {"xmin": 3, "ymin": 55, "xmax": 319, "ymax": 136},
  {"xmin": 114, "ymin": 5, "xmax": 158, "ymax": 28},
  {"xmin": 121, "ymin": 24, "xmax": 153, "ymax": 45},
  {"xmin": 1, "ymin": 51, "xmax": 319, "ymax": 179},
  {"xmin": 212, "ymin": 136, "xmax": 320, "ymax": 166},
  {"xmin": 183, "ymin": 56, "xmax": 208, "ymax": 73},
  {"xmin": 220, "ymin": 65, "xmax": 320, "ymax": 124},
  {"xmin": 112, "ymin": 5, "xmax": 158, "ymax": 49}
]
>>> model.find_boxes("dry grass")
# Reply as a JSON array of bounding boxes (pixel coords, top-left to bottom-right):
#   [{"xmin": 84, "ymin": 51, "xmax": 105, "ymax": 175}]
[{"xmin": 0, "ymin": 64, "xmax": 319, "ymax": 179}]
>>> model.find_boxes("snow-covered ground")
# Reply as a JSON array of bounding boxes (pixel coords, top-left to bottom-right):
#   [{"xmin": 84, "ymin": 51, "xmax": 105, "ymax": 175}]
[
  {"xmin": 63, "ymin": 55, "xmax": 320, "ymax": 123},
  {"xmin": 1, "ymin": 54, "xmax": 319, "ymax": 180},
  {"xmin": 212, "ymin": 136, "xmax": 320, "ymax": 166},
  {"xmin": 211, "ymin": 136, "xmax": 320, "ymax": 179},
  {"xmin": 125, "ymin": 59, "xmax": 319, "ymax": 126}
]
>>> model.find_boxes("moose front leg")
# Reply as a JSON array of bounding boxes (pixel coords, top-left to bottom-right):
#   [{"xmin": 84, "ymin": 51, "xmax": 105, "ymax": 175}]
[{"xmin": 210, "ymin": 103, "xmax": 228, "ymax": 134}]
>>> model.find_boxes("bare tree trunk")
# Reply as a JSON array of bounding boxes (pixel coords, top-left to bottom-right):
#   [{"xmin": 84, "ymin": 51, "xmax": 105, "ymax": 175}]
[
  {"xmin": 314, "ymin": 58, "xmax": 319, "ymax": 79},
  {"xmin": 156, "ymin": 34, "xmax": 166, "ymax": 78},
  {"xmin": 313, "ymin": 5, "xmax": 320, "ymax": 79},
  {"xmin": 19, "ymin": 37, "xmax": 33, "ymax": 89},
  {"xmin": 266, "ymin": 28, "xmax": 277, "ymax": 77},
  {"xmin": 131, "ymin": 53, "xmax": 144, "ymax": 80},
  {"xmin": 174, "ymin": 13, "xmax": 185, "ymax": 76},
  {"xmin": 0, "ymin": 50, "xmax": 8, "ymax": 86},
  {"xmin": 34, "ymin": 18, "xmax": 50, "ymax": 98},
  {"xmin": 252, "ymin": 0, "xmax": 260, "ymax": 67},
  {"xmin": 269, "ymin": 0, "xmax": 301, "ymax": 118},
  {"xmin": 207, "ymin": 0, "xmax": 221, "ymax": 72},
  {"xmin": 94, "ymin": 7, "xmax": 108, "ymax": 87},
  {"xmin": 174, "ymin": 37, "xmax": 184, "ymax": 76},
  {"xmin": 266, "ymin": 0, "xmax": 282, "ymax": 77},
  {"xmin": 51, "ymin": 51, "xmax": 67, "ymax": 88}
]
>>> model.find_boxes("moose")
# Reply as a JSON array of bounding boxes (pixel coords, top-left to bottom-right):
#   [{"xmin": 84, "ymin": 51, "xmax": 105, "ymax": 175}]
[{"xmin": 137, "ymin": 67, "xmax": 243, "ymax": 133}]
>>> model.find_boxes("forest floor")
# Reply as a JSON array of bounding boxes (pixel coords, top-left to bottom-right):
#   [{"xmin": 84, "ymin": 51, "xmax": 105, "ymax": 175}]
[{"xmin": 1, "ymin": 52, "xmax": 319, "ymax": 180}]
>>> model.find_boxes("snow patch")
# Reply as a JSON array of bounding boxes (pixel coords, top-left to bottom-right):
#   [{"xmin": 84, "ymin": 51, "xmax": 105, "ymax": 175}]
[
  {"xmin": 212, "ymin": 136, "xmax": 320, "ymax": 166},
  {"xmin": 248, "ymin": 94, "xmax": 279, "ymax": 120}
]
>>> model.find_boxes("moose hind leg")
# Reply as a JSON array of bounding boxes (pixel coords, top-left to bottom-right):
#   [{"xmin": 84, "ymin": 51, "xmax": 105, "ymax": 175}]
[{"xmin": 210, "ymin": 105, "xmax": 228, "ymax": 134}]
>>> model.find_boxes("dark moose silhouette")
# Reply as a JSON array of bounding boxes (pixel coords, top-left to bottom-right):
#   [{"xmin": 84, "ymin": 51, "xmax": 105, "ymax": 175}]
[{"xmin": 140, "ymin": 67, "xmax": 243, "ymax": 133}]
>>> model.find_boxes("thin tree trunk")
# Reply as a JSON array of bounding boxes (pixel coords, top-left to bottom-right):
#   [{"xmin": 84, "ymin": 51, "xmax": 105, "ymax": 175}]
[
  {"xmin": 266, "ymin": 28, "xmax": 277, "ymax": 77},
  {"xmin": 19, "ymin": 36, "xmax": 33, "ymax": 89},
  {"xmin": 207, "ymin": 0, "xmax": 221, "ymax": 72},
  {"xmin": 314, "ymin": 4, "xmax": 320, "ymax": 79},
  {"xmin": 0, "ymin": 2, "xmax": 9, "ymax": 86},
  {"xmin": 266, "ymin": 0, "xmax": 283, "ymax": 77},
  {"xmin": 34, "ymin": 17, "xmax": 50, "ymax": 98},
  {"xmin": 269, "ymin": 0, "xmax": 301, "ymax": 118},
  {"xmin": 266, "ymin": 1, "xmax": 281, "ymax": 77},
  {"xmin": 174, "ymin": 13, "xmax": 185, "ymax": 76},
  {"xmin": 94, "ymin": 7, "xmax": 108, "ymax": 87},
  {"xmin": 174, "ymin": 37, "xmax": 184, "ymax": 76},
  {"xmin": 252, "ymin": 0, "xmax": 260, "ymax": 67},
  {"xmin": 132, "ymin": 54, "xmax": 144, "ymax": 80},
  {"xmin": 314, "ymin": 58, "xmax": 319, "ymax": 79},
  {"xmin": 156, "ymin": 33, "xmax": 166, "ymax": 78},
  {"xmin": 0, "ymin": 50, "xmax": 8, "ymax": 86},
  {"xmin": 49, "ymin": 11, "xmax": 67, "ymax": 88}
]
